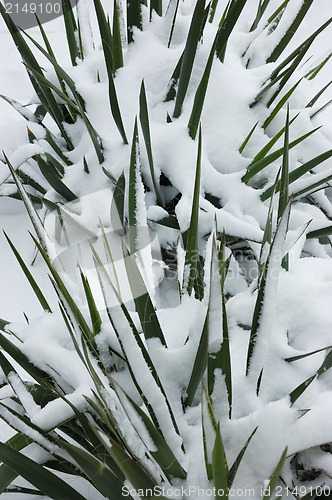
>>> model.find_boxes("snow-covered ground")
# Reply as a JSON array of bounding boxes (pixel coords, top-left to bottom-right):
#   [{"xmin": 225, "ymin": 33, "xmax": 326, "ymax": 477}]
[
  {"xmin": 0, "ymin": 1, "xmax": 332, "ymax": 499},
  {"xmin": 1, "ymin": 0, "xmax": 331, "ymax": 322}
]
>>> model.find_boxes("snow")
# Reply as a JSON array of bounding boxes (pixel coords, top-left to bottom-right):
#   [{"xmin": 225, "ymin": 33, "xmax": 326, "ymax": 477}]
[{"xmin": 1, "ymin": 0, "xmax": 332, "ymax": 498}]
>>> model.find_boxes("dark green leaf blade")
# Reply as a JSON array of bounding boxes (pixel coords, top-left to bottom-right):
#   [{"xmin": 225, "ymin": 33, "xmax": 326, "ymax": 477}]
[
  {"xmin": 0, "ymin": 443, "xmax": 86, "ymax": 500},
  {"xmin": 212, "ymin": 423, "xmax": 228, "ymax": 498},
  {"xmin": 184, "ymin": 126, "xmax": 204, "ymax": 299},
  {"xmin": 173, "ymin": 0, "xmax": 206, "ymax": 118},
  {"xmin": 3, "ymin": 232, "xmax": 51, "ymax": 313}
]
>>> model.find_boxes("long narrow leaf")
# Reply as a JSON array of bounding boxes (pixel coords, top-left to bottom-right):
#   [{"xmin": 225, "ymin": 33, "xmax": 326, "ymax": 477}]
[
  {"xmin": 207, "ymin": 235, "xmax": 232, "ymax": 417},
  {"xmin": 239, "ymin": 121, "xmax": 258, "ymax": 154},
  {"xmin": 215, "ymin": 0, "xmax": 246, "ymax": 62},
  {"xmin": 36, "ymin": 156, "xmax": 77, "ymax": 201},
  {"xmin": 150, "ymin": 0, "xmax": 162, "ymax": 18},
  {"xmin": 59, "ymin": 440, "xmax": 126, "ymax": 499},
  {"xmin": 0, "ymin": 4, "xmax": 73, "ymax": 149},
  {"xmin": 113, "ymin": 0, "xmax": 124, "ymax": 71},
  {"xmin": 202, "ymin": 381, "xmax": 218, "ymax": 480},
  {"xmin": 113, "ymin": 379, "xmax": 187, "ymax": 480},
  {"xmin": 263, "ymin": 79, "xmax": 302, "ymax": 130},
  {"xmin": 278, "ymin": 106, "xmax": 290, "ymax": 270},
  {"xmin": 23, "ymin": 63, "xmax": 104, "ymax": 164},
  {"xmin": 188, "ymin": 30, "xmax": 218, "ymax": 140},
  {"xmin": 227, "ymin": 427, "xmax": 258, "ymax": 488},
  {"xmin": 185, "ymin": 309, "xmax": 208, "ymax": 407},
  {"xmin": 173, "ymin": 0, "xmax": 205, "ymax": 118},
  {"xmin": 306, "ymin": 80, "xmax": 332, "ymax": 108},
  {"xmin": 80, "ymin": 270, "xmax": 102, "ymax": 336},
  {"xmin": 261, "ymin": 149, "xmax": 332, "ymax": 201},
  {"xmin": 306, "ymin": 225, "xmax": 332, "ymax": 239},
  {"xmin": 266, "ymin": 0, "xmax": 314, "ymax": 63},
  {"xmin": 261, "ymin": 448, "xmax": 288, "ymax": 499},
  {"xmin": 242, "ymin": 127, "xmax": 320, "ymax": 183},
  {"xmin": 122, "ymin": 244, "xmax": 167, "ymax": 346},
  {"xmin": 139, "ymin": 81, "xmax": 163, "ymax": 205},
  {"xmin": 0, "ymin": 443, "xmax": 86, "ymax": 500},
  {"xmin": 3, "ymin": 232, "xmax": 51, "ymax": 312},
  {"xmin": 246, "ymin": 200, "xmax": 292, "ymax": 375},
  {"xmin": 128, "ymin": 118, "xmax": 141, "ymax": 254},
  {"xmin": 62, "ymin": 0, "xmax": 80, "ymax": 65},
  {"xmin": 30, "ymin": 234, "xmax": 96, "ymax": 352},
  {"xmin": 0, "ymin": 433, "xmax": 32, "ymax": 495},
  {"xmin": 127, "ymin": 0, "xmax": 143, "ymax": 43},
  {"xmin": 184, "ymin": 126, "xmax": 204, "ymax": 299},
  {"xmin": 212, "ymin": 423, "xmax": 228, "ymax": 498},
  {"xmin": 4, "ymin": 153, "xmax": 49, "ymax": 252},
  {"xmin": 252, "ymin": 113, "xmax": 299, "ymax": 164}
]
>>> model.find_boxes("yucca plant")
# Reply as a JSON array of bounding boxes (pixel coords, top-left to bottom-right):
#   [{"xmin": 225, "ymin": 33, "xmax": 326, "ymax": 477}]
[{"xmin": 1, "ymin": 0, "xmax": 332, "ymax": 498}]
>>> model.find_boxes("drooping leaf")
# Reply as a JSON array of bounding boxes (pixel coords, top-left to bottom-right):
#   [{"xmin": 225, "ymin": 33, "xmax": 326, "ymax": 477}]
[
  {"xmin": 249, "ymin": 0, "xmax": 271, "ymax": 32},
  {"xmin": 23, "ymin": 63, "xmax": 104, "ymax": 164},
  {"xmin": 0, "ymin": 3, "xmax": 73, "ymax": 150}
]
